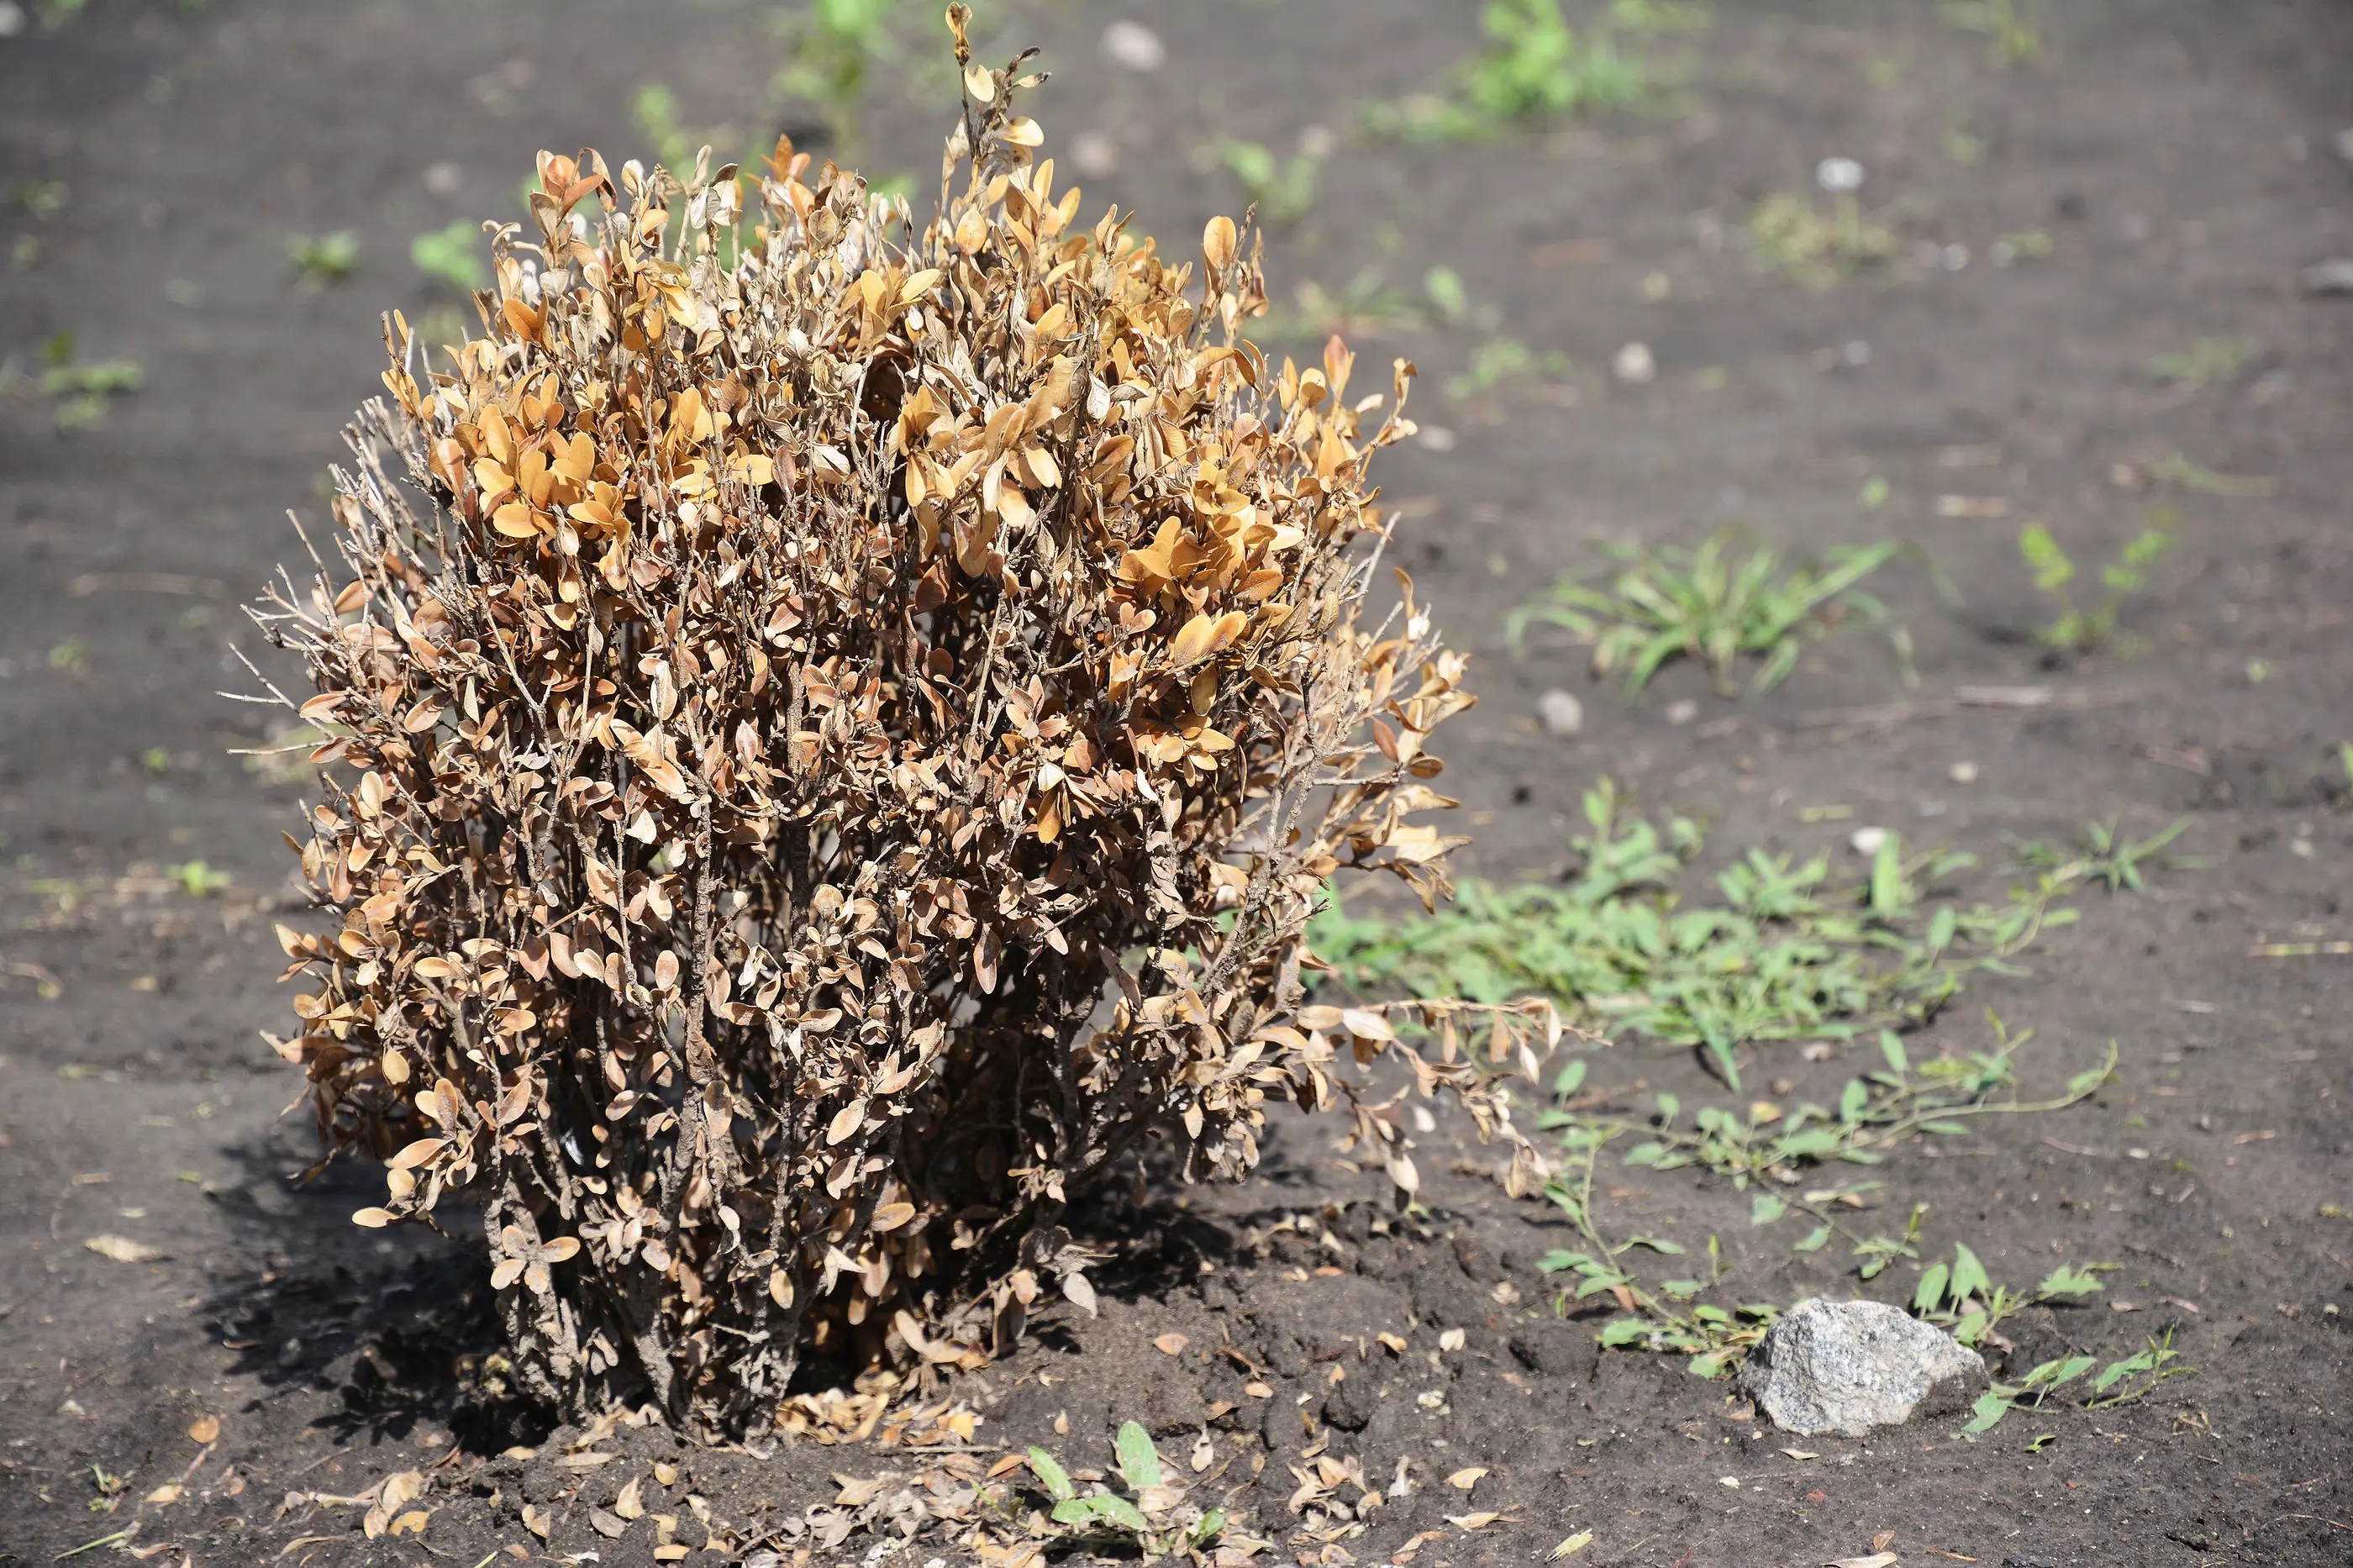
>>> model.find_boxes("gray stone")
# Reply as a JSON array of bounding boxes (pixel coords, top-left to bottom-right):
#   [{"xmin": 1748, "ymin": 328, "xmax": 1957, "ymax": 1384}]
[
  {"xmin": 1739, "ymin": 1297, "xmax": 1986, "ymax": 1438},
  {"xmin": 1537, "ymin": 688, "xmax": 1585, "ymax": 737}
]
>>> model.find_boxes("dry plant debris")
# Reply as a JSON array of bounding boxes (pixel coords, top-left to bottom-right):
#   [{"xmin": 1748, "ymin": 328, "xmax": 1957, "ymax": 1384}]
[{"xmin": 246, "ymin": 9, "xmax": 1556, "ymax": 1437}]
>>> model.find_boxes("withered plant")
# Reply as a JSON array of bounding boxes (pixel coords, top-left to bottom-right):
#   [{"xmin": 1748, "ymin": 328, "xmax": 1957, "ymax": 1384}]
[{"xmin": 248, "ymin": 10, "xmax": 1555, "ymax": 1437}]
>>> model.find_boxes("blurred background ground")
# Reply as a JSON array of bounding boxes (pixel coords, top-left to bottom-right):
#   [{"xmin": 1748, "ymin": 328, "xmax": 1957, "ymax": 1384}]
[{"xmin": 1, "ymin": 1, "xmax": 2350, "ymax": 1564}]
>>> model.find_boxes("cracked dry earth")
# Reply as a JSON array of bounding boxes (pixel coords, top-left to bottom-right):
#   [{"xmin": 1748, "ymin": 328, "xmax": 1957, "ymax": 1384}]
[{"xmin": 3, "ymin": 0, "xmax": 2351, "ymax": 1565}]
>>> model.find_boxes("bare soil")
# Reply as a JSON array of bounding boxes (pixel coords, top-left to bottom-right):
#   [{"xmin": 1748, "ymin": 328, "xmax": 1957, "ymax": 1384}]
[{"xmin": 3, "ymin": 2, "xmax": 2350, "ymax": 1565}]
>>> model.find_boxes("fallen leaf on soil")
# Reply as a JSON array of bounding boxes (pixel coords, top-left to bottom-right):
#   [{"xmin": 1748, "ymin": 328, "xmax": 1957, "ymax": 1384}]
[
  {"xmin": 1155, "ymin": 1333, "xmax": 1190, "ymax": 1356},
  {"xmin": 1446, "ymin": 1512, "xmax": 1503, "ymax": 1530},
  {"xmin": 522, "ymin": 1502, "xmax": 552, "ymax": 1539},
  {"xmin": 84, "ymin": 1234, "xmax": 162, "ymax": 1263},
  {"xmin": 145, "ymin": 1483, "xmax": 182, "ymax": 1504},
  {"xmin": 1874, "ymin": 1533, "xmax": 1898, "ymax": 1552},
  {"xmin": 1446, "ymin": 1467, "xmax": 1487, "ymax": 1491},
  {"xmin": 389, "ymin": 1510, "xmax": 429, "ymax": 1536},
  {"xmin": 592, "ymin": 1508, "xmax": 629, "ymax": 1538},
  {"xmin": 1438, "ymin": 1329, "xmax": 1466, "ymax": 1351},
  {"xmin": 1548, "ymin": 1531, "xmax": 1593, "ymax": 1560},
  {"xmin": 187, "ymin": 1416, "xmax": 219, "ymax": 1444},
  {"xmin": 1825, "ymin": 1556, "xmax": 1898, "ymax": 1568},
  {"xmin": 1377, "ymin": 1332, "xmax": 1408, "ymax": 1355},
  {"xmin": 653, "ymin": 1461, "xmax": 678, "ymax": 1486},
  {"xmin": 615, "ymin": 1476, "xmax": 645, "ymax": 1519},
  {"xmin": 1781, "ymin": 1449, "xmax": 1819, "ymax": 1460}
]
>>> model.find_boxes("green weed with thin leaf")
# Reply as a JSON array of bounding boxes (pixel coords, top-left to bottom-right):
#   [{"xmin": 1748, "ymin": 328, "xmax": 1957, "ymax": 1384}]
[
  {"xmin": 2013, "ymin": 816, "xmax": 2191, "ymax": 895},
  {"xmin": 1217, "ymin": 139, "xmax": 1322, "ymax": 225},
  {"xmin": 775, "ymin": 0, "xmax": 902, "ymax": 154},
  {"xmin": 1024, "ymin": 1423, "xmax": 1228, "ymax": 1557},
  {"xmin": 37, "ymin": 341, "xmax": 144, "ymax": 431},
  {"xmin": 2150, "ymin": 450, "xmax": 2275, "ymax": 499},
  {"xmin": 2018, "ymin": 518, "xmax": 2174, "ymax": 653},
  {"xmin": 1508, "ymin": 529, "xmax": 1908, "ymax": 695},
  {"xmin": 2145, "ymin": 337, "xmax": 2257, "ymax": 392},
  {"xmin": 1314, "ymin": 780, "xmax": 2093, "ymax": 1088},
  {"xmin": 1535, "ymin": 1021, "xmax": 2121, "ymax": 1380},
  {"xmin": 1750, "ymin": 191, "xmax": 1899, "ymax": 287},
  {"xmin": 1940, "ymin": 0, "xmax": 2042, "ymax": 66},
  {"xmin": 1366, "ymin": 0, "xmax": 1656, "ymax": 141},
  {"xmin": 286, "ymin": 230, "xmax": 360, "ymax": 286},
  {"xmin": 410, "ymin": 218, "xmax": 487, "ymax": 293},
  {"xmin": 1966, "ymin": 1331, "xmax": 2192, "ymax": 1434}
]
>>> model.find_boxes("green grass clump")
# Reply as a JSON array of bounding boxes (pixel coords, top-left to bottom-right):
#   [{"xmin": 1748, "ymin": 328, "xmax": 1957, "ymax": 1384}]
[
  {"xmin": 1749, "ymin": 192, "xmax": 1899, "ymax": 287},
  {"xmin": 1367, "ymin": 0, "xmax": 1656, "ymax": 140},
  {"xmin": 1313, "ymin": 780, "xmax": 2079, "ymax": 1087},
  {"xmin": 1216, "ymin": 139, "xmax": 1322, "ymax": 225},
  {"xmin": 1024, "ymin": 1423, "xmax": 1228, "ymax": 1555},
  {"xmin": 2144, "ymin": 336, "xmax": 2256, "ymax": 392},
  {"xmin": 409, "ymin": 218, "xmax": 487, "ymax": 293},
  {"xmin": 1508, "ymin": 529, "xmax": 1906, "ymax": 695},
  {"xmin": 286, "ymin": 229, "xmax": 360, "ymax": 285},
  {"xmin": 2018, "ymin": 517, "xmax": 2174, "ymax": 653}
]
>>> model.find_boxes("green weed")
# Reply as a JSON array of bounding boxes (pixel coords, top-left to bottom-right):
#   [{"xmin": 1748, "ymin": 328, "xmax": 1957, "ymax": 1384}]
[
  {"xmin": 1608, "ymin": 0, "xmax": 1709, "ymax": 33},
  {"xmin": 1368, "ymin": 0, "xmax": 1656, "ymax": 141},
  {"xmin": 1445, "ymin": 337, "xmax": 1568, "ymax": 400},
  {"xmin": 1024, "ymin": 1423, "xmax": 1228, "ymax": 1555},
  {"xmin": 286, "ymin": 230, "xmax": 360, "ymax": 286},
  {"xmin": 1507, "ymin": 529, "xmax": 1907, "ymax": 695},
  {"xmin": 1966, "ymin": 1332, "xmax": 2192, "ymax": 1434},
  {"xmin": 37, "ymin": 336, "xmax": 144, "ymax": 429},
  {"xmin": 1749, "ymin": 192, "xmax": 1898, "ymax": 287},
  {"xmin": 1250, "ymin": 268, "xmax": 1418, "ymax": 344},
  {"xmin": 1313, "ymin": 780, "xmax": 2092, "ymax": 1088},
  {"xmin": 2144, "ymin": 337, "xmax": 2257, "ymax": 392},
  {"xmin": 1940, "ymin": 0, "xmax": 2042, "ymax": 66},
  {"xmin": 410, "ymin": 218, "xmax": 487, "ymax": 293},
  {"xmin": 167, "ymin": 860, "xmax": 231, "ymax": 898},
  {"xmin": 1217, "ymin": 139, "xmax": 1322, "ymax": 225},
  {"xmin": 1538, "ymin": 1018, "xmax": 2119, "ymax": 1379},
  {"xmin": 2150, "ymin": 450, "xmax": 2275, "ymax": 499},
  {"xmin": 2017, "ymin": 518, "xmax": 2174, "ymax": 653},
  {"xmin": 774, "ymin": 0, "xmax": 902, "ymax": 154},
  {"xmin": 2013, "ymin": 816, "xmax": 2191, "ymax": 895},
  {"xmin": 632, "ymin": 83, "xmax": 705, "ymax": 176}
]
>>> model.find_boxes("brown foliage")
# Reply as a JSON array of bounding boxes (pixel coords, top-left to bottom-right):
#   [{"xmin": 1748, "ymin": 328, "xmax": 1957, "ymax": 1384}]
[{"xmin": 249, "ymin": 21, "xmax": 1554, "ymax": 1436}]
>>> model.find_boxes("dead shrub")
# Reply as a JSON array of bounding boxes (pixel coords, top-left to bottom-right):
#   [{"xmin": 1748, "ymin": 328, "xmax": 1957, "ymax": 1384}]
[{"xmin": 247, "ymin": 12, "xmax": 1555, "ymax": 1436}]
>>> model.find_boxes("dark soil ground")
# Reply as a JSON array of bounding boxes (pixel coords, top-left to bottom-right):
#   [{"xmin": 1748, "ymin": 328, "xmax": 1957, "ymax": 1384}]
[{"xmin": 3, "ymin": 2, "xmax": 2351, "ymax": 1565}]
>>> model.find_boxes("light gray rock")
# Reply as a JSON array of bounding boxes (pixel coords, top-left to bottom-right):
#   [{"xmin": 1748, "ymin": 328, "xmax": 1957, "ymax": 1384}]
[
  {"xmin": 1740, "ymin": 1297, "xmax": 1986, "ymax": 1438},
  {"xmin": 1537, "ymin": 688, "xmax": 1585, "ymax": 737}
]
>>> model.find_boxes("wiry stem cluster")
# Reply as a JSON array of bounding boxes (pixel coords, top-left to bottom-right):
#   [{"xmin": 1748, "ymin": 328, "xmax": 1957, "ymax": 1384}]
[{"xmin": 250, "ymin": 25, "xmax": 1553, "ymax": 1437}]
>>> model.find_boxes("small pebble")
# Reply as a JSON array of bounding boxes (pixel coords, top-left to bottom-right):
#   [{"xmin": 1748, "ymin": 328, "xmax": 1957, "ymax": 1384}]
[
  {"xmin": 1069, "ymin": 129, "xmax": 1119, "ymax": 176},
  {"xmin": 2303, "ymin": 258, "xmax": 2353, "ymax": 295},
  {"xmin": 1950, "ymin": 760, "xmax": 1979, "ymax": 784},
  {"xmin": 1850, "ymin": 826, "xmax": 1888, "ymax": 856},
  {"xmin": 1815, "ymin": 156, "xmax": 1865, "ymax": 193},
  {"xmin": 1537, "ymin": 688, "xmax": 1585, "ymax": 737},
  {"xmin": 1100, "ymin": 19, "xmax": 1166, "ymax": 72},
  {"xmin": 1613, "ymin": 341, "xmax": 1658, "ymax": 384},
  {"xmin": 1663, "ymin": 698, "xmax": 1698, "ymax": 725}
]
